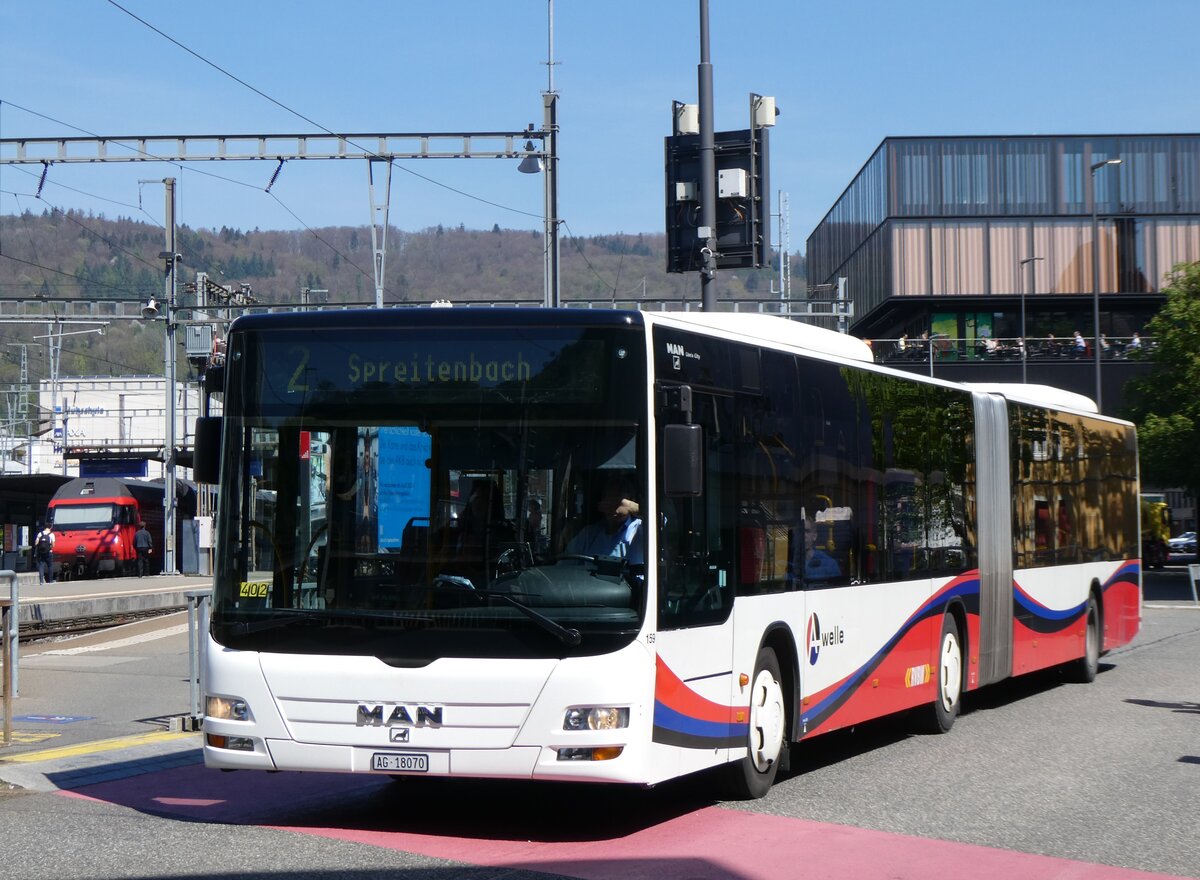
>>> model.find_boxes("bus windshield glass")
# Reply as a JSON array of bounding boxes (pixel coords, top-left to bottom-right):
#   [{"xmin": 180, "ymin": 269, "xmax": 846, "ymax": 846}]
[{"xmin": 211, "ymin": 320, "xmax": 648, "ymax": 661}]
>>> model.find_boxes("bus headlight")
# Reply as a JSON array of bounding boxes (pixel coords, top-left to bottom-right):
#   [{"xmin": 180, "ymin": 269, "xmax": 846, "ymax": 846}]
[
  {"xmin": 206, "ymin": 695, "xmax": 252, "ymax": 722},
  {"xmin": 563, "ymin": 706, "xmax": 629, "ymax": 731}
]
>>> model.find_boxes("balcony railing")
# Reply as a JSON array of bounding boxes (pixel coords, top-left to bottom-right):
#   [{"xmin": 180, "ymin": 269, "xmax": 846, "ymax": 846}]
[{"xmin": 874, "ymin": 335, "xmax": 1154, "ymax": 368}]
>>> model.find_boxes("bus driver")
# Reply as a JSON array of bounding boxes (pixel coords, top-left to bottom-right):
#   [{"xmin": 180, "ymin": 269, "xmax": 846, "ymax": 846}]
[{"xmin": 567, "ymin": 473, "xmax": 644, "ymax": 564}]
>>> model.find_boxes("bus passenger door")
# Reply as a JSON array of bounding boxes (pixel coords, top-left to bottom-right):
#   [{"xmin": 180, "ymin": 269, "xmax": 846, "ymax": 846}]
[{"xmin": 652, "ymin": 386, "xmax": 739, "ymax": 776}]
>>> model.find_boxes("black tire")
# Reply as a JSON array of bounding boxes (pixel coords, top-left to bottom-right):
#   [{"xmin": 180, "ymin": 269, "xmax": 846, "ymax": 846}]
[
  {"xmin": 722, "ymin": 646, "xmax": 786, "ymax": 800},
  {"xmin": 1070, "ymin": 594, "xmax": 1101, "ymax": 683},
  {"xmin": 927, "ymin": 613, "xmax": 963, "ymax": 734}
]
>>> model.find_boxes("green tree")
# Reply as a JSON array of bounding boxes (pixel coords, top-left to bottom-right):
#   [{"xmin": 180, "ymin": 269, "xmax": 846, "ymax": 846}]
[{"xmin": 1124, "ymin": 262, "xmax": 1200, "ymax": 496}]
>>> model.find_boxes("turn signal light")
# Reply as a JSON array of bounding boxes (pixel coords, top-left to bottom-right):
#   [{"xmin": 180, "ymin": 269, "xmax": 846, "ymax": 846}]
[
  {"xmin": 556, "ymin": 746, "xmax": 625, "ymax": 762},
  {"xmin": 206, "ymin": 733, "xmax": 255, "ymax": 751}
]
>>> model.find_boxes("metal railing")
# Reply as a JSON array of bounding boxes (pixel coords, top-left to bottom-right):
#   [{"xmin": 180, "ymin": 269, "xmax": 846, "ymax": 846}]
[
  {"xmin": 873, "ymin": 335, "xmax": 1154, "ymax": 370},
  {"xmin": 1, "ymin": 570, "xmax": 17, "ymax": 747},
  {"xmin": 415, "ymin": 297, "xmax": 852, "ymax": 318},
  {"xmin": 182, "ymin": 589, "xmax": 211, "ymax": 732}
]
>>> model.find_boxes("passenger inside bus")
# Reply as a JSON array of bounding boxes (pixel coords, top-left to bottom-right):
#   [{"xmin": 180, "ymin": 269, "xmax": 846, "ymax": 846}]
[
  {"xmin": 798, "ymin": 511, "xmax": 842, "ymax": 583},
  {"xmin": 523, "ymin": 498, "xmax": 550, "ymax": 558},
  {"xmin": 566, "ymin": 472, "xmax": 644, "ymax": 564},
  {"xmin": 430, "ymin": 478, "xmax": 515, "ymax": 586},
  {"xmin": 453, "ymin": 479, "xmax": 514, "ymax": 558}
]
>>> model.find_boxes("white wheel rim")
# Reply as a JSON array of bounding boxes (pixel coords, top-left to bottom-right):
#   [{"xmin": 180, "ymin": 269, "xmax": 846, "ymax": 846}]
[
  {"xmin": 939, "ymin": 631, "xmax": 962, "ymax": 712},
  {"xmin": 1086, "ymin": 605, "xmax": 1098, "ymax": 663},
  {"xmin": 749, "ymin": 668, "xmax": 785, "ymax": 772}
]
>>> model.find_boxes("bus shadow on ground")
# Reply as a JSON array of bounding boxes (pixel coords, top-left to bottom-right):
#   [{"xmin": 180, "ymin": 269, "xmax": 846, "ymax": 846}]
[
  {"xmin": 960, "ymin": 662, "xmax": 1108, "ymax": 713},
  {"xmin": 53, "ymin": 664, "xmax": 1114, "ymax": 841},
  {"xmin": 775, "ymin": 659, "xmax": 1111, "ymax": 784},
  {"xmin": 55, "ymin": 757, "xmax": 720, "ymax": 843}
]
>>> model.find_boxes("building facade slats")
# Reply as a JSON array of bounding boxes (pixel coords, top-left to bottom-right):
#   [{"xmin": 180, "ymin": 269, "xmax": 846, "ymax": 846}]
[{"xmin": 806, "ymin": 134, "xmax": 1200, "ymax": 416}]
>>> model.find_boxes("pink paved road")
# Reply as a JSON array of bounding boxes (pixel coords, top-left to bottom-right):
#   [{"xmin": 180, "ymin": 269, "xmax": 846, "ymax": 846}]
[{"xmin": 62, "ymin": 765, "xmax": 1186, "ymax": 880}]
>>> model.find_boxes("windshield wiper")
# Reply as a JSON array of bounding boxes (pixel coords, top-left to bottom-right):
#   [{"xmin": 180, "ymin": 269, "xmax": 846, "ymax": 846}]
[
  {"xmin": 434, "ymin": 575, "xmax": 581, "ymax": 646},
  {"xmin": 478, "ymin": 590, "xmax": 583, "ymax": 646},
  {"xmin": 227, "ymin": 610, "xmax": 327, "ymax": 636}
]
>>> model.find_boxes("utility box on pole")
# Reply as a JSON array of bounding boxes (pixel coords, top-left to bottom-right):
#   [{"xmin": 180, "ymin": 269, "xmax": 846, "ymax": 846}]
[{"xmin": 664, "ymin": 127, "xmax": 770, "ymax": 274}]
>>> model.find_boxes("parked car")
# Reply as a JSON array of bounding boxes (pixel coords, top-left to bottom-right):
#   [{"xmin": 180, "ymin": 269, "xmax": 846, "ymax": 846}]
[{"xmin": 1168, "ymin": 531, "xmax": 1196, "ymax": 557}]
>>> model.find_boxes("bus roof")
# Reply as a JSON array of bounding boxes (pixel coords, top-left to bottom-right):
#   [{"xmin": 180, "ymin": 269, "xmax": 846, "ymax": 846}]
[
  {"xmin": 963, "ymin": 383, "xmax": 1100, "ymax": 415},
  {"xmin": 641, "ymin": 312, "xmax": 875, "ymax": 363}
]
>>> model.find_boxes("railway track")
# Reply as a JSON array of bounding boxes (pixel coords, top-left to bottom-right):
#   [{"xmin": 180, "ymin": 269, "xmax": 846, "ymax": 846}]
[{"xmin": 18, "ymin": 606, "xmax": 187, "ymax": 643}]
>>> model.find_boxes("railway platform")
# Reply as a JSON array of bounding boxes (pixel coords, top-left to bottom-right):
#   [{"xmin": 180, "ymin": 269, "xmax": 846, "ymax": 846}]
[{"xmin": 9, "ymin": 573, "xmax": 212, "ymax": 638}]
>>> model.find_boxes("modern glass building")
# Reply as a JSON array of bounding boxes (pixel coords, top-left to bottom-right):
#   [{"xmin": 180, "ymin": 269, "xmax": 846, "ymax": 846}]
[{"xmin": 806, "ymin": 135, "xmax": 1200, "ymax": 412}]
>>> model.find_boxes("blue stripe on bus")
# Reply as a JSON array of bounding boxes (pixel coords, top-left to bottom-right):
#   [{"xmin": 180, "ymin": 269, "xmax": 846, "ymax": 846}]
[
  {"xmin": 1013, "ymin": 589, "xmax": 1088, "ymax": 621},
  {"xmin": 803, "ymin": 574, "xmax": 981, "ymax": 727},
  {"xmin": 652, "ymin": 702, "xmax": 746, "ymax": 742}
]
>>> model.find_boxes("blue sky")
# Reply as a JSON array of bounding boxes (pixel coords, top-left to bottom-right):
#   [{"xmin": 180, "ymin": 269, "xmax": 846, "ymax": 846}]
[{"xmin": 2, "ymin": 1, "xmax": 1197, "ymax": 253}]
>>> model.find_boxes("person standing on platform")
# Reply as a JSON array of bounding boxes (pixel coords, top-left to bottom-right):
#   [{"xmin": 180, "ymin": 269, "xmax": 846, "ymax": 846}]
[
  {"xmin": 134, "ymin": 521, "xmax": 153, "ymax": 577},
  {"xmin": 35, "ymin": 523, "xmax": 56, "ymax": 584}
]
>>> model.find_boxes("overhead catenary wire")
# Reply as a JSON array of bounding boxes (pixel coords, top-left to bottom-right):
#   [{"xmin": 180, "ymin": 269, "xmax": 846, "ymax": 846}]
[
  {"xmin": 560, "ymin": 220, "xmax": 618, "ymax": 294},
  {"xmin": 1, "ymin": 101, "xmax": 366, "ymax": 275},
  {"xmin": 11, "ymin": 194, "xmax": 51, "ymax": 294},
  {"xmin": 1, "ymin": 113, "xmax": 374, "ymax": 286},
  {"xmin": 5, "ymin": 168, "xmax": 144, "ymax": 213},
  {"xmin": 0, "ymin": 253, "xmax": 149, "ymax": 296},
  {"xmin": 97, "ymin": 5, "xmax": 544, "ymax": 222}
]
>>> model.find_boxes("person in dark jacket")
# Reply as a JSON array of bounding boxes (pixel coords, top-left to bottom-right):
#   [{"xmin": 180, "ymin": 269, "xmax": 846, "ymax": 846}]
[
  {"xmin": 133, "ymin": 522, "xmax": 153, "ymax": 577},
  {"xmin": 35, "ymin": 524, "xmax": 56, "ymax": 584}
]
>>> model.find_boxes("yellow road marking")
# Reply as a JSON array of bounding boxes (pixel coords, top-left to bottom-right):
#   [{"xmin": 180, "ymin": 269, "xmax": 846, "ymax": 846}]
[
  {"xmin": 0, "ymin": 730, "xmax": 195, "ymax": 764},
  {"xmin": 2, "ymin": 732, "xmax": 60, "ymax": 745}
]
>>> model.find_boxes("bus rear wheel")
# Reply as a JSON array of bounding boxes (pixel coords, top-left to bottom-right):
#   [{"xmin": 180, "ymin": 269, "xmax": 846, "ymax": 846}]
[
  {"xmin": 1070, "ymin": 595, "xmax": 1100, "ymax": 683},
  {"xmin": 722, "ymin": 646, "xmax": 785, "ymax": 800},
  {"xmin": 926, "ymin": 614, "xmax": 962, "ymax": 734}
]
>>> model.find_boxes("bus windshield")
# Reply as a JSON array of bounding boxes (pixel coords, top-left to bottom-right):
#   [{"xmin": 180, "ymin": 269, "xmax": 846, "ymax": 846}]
[{"xmin": 210, "ymin": 320, "xmax": 648, "ymax": 661}]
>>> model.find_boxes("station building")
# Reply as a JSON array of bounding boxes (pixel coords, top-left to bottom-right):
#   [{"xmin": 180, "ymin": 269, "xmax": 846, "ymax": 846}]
[
  {"xmin": 806, "ymin": 134, "xmax": 1200, "ymax": 415},
  {"xmin": 29, "ymin": 376, "xmax": 197, "ymax": 479},
  {"xmin": 0, "ymin": 375, "xmax": 202, "ymax": 569}
]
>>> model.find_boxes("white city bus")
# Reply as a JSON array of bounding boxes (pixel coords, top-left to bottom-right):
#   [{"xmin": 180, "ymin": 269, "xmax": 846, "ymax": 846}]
[{"xmin": 196, "ymin": 307, "xmax": 1141, "ymax": 798}]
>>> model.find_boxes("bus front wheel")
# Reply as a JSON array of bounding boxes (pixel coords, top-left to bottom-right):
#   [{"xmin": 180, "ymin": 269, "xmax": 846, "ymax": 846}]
[
  {"xmin": 722, "ymin": 646, "xmax": 785, "ymax": 800},
  {"xmin": 927, "ymin": 614, "xmax": 963, "ymax": 734}
]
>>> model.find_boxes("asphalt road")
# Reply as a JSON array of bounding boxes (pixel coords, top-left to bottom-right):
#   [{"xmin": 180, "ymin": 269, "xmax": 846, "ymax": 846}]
[
  {"xmin": 0, "ymin": 571, "xmax": 1197, "ymax": 880},
  {"xmin": 737, "ymin": 601, "xmax": 1200, "ymax": 876}
]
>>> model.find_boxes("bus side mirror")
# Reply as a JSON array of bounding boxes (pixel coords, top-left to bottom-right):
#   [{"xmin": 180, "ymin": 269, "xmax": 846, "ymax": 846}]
[
  {"xmin": 193, "ymin": 416, "xmax": 223, "ymax": 484},
  {"xmin": 663, "ymin": 424, "xmax": 703, "ymax": 496},
  {"xmin": 203, "ymin": 365, "xmax": 225, "ymax": 397}
]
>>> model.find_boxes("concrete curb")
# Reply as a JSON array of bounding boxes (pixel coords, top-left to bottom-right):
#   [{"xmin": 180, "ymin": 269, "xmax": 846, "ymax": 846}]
[
  {"xmin": 18, "ymin": 590, "xmax": 193, "ymax": 627},
  {"xmin": 0, "ymin": 731, "xmax": 202, "ymax": 793}
]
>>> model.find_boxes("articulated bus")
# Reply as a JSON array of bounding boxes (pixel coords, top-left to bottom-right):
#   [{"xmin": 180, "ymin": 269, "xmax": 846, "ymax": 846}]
[{"xmin": 196, "ymin": 307, "xmax": 1141, "ymax": 798}]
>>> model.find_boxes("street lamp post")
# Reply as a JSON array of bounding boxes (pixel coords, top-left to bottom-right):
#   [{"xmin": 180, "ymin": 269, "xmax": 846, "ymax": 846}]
[
  {"xmin": 1089, "ymin": 157, "xmax": 1122, "ymax": 411},
  {"xmin": 160, "ymin": 177, "xmax": 179, "ymax": 575},
  {"xmin": 697, "ymin": 0, "xmax": 717, "ymax": 311},
  {"xmin": 1018, "ymin": 256, "xmax": 1043, "ymax": 384}
]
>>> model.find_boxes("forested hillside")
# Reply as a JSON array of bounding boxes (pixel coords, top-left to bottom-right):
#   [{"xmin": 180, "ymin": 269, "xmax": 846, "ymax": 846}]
[{"xmin": 0, "ymin": 208, "xmax": 806, "ymax": 383}]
